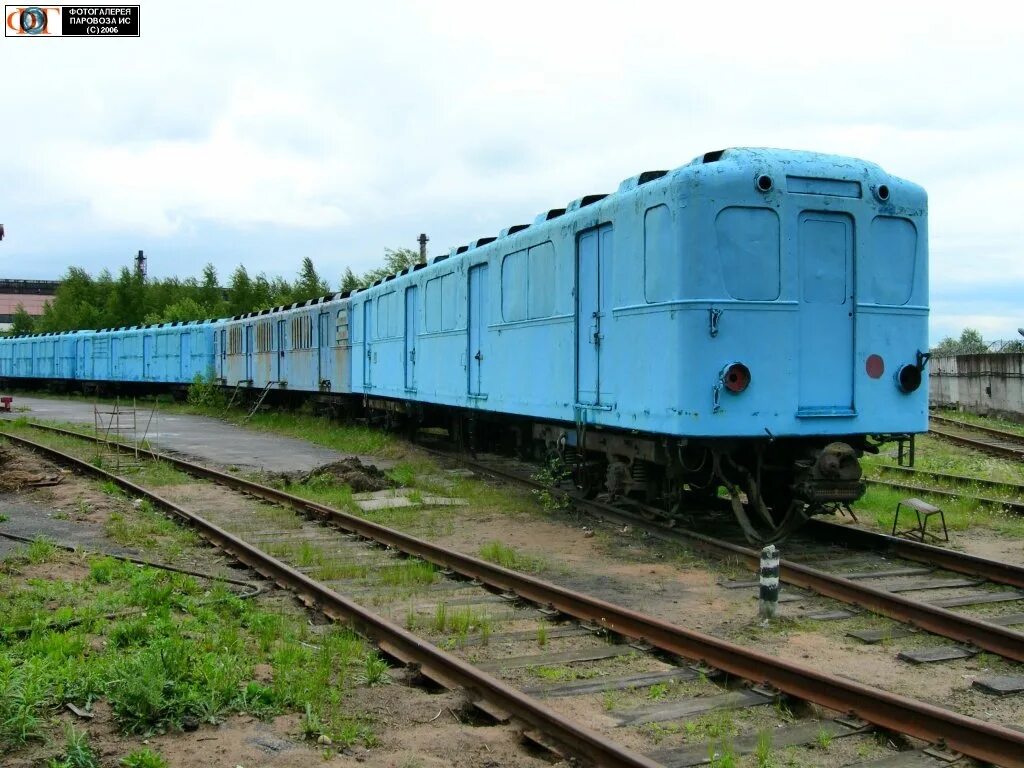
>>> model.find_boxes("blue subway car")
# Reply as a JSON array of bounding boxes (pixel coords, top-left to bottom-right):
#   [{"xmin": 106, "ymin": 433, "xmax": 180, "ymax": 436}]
[
  {"xmin": 346, "ymin": 148, "xmax": 928, "ymax": 540},
  {"xmin": 0, "ymin": 321, "xmax": 217, "ymax": 390},
  {"xmin": 0, "ymin": 147, "xmax": 929, "ymax": 541}
]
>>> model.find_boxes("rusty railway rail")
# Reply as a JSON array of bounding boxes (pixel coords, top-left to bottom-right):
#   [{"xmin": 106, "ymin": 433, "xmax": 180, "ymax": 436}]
[
  {"xmin": 931, "ymin": 414, "xmax": 1024, "ymax": 446},
  {"xmin": 4, "ymin": 424, "xmax": 1024, "ymax": 766},
  {"xmin": 872, "ymin": 462, "xmax": 1024, "ymax": 495},
  {"xmin": 930, "ymin": 415, "xmax": 1024, "ymax": 460},
  {"xmin": 418, "ymin": 445, "xmax": 1024, "ymax": 662}
]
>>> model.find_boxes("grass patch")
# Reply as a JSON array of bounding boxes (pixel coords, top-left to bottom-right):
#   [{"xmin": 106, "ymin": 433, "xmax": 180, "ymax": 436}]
[
  {"xmin": 47, "ymin": 723, "xmax": 99, "ymax": 768},
  {"xmin": 532, "ymin": 664, "xmax": 603, "ymax": 683},
  {"xmin": 244, "ymin": 410, "xmax": 398, "ymax": 458},
  {"xmin": 478, "ymin": 541, "xmax": 545, "ymax": 572},
  {"xmin": 104, "ymin": 501, "xmax": 187, "ymax": 553},
  {"xmin": 0, "ymin": 548, "xmax": 385, "ymax": 755},
  {"xmin": 120, "ymin": 748, "xmax": 168, "ymax": 768},
  {"xmin": 376, "ymin": 560, "xmax": 436, "ymax": 588},
  {"xmin": 315, "ymin": 561, "xmax": 369, "ymax": 581},
  {"xmin": 853, "ymin": 482, "xmax": 1024, "ymax": 537},
  {"xmin": 25, "ymin": 536, "xmax": 59, "ymax": 564}
]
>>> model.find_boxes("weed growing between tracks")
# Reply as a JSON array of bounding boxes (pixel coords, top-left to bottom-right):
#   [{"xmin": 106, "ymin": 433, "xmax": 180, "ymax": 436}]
[
  {"xmin": 479, "ymin": 540, "xmax": 546, "ymax": 572},
  {"xmin": 0, "ymin": 544, "xmax": 384, "ymax": 762}
]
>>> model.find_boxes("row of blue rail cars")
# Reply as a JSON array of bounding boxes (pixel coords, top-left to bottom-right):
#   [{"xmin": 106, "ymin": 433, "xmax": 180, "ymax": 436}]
[
  {"xmin": 0, "ymin": 323, "xmax": 217, "ymax": 384},
  {"xmin": 0, "ymin": 148, "xmax": 929, "ymax": 541}
]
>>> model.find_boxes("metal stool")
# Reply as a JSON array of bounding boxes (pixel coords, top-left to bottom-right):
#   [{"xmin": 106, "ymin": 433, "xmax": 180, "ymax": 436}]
[{"xmin": 892, "ymin": 497, "xmax": 948, "ymax": 543}]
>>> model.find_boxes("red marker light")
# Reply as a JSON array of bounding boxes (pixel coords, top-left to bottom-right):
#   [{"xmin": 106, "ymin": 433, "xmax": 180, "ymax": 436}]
[
  {"xmin": 866, "ymin": 354, "xmax": 884, "ymax": 379},
  {"xmin": 723, "ymin": 363, "xmax": 751, "ymax": 393}
]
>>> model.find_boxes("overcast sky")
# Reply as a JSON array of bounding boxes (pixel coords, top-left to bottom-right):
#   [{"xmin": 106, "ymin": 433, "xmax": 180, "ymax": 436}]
[{"xmin": 1, "ymin": 0, "xmax": 1021, "ymax": 342}]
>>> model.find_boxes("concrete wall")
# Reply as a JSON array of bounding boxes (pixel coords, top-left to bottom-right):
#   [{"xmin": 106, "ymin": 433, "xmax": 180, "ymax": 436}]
[{"xmin": 930, "ymin": 353, "xmax": 1024, "ymax": 422}]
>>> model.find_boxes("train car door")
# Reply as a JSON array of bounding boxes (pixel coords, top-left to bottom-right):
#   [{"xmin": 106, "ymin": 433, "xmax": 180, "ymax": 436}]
[
  {"xmin": 180, "ymin": 333, "xmax": 191, "ymax": 381},
  {"xmin": 218, "ymin": 329, "xmax": 226, "ymax": 379},
  {"xmin": 404, "ymin": 286, "xmax": 418, "ymax": 390},
  {"xmin": 245, "ymin": 326, "xmax": 254, "ymax": 382},
  {"xmin": 83, "ymin": 339, "xmax": 93, "ymax": 379},
  {"xmin": 143, "ymin": 335, "xmax": 155, "ymax": 380},
  {"xmin": 467, "ymin": 264, "xmax": 488, "ymax": 397},
  {"xmin": 276, "ymin": 319, "xmax": 287, "ymax": 383},
  {"xmin": 797, "ymin": 211, "xmax": 855, "ymax": 415},
  {"xmin": 318, "ymin": 312, "xmax": 331, "ymax": 388},
  {"xmin": 66, "ymin": 340, "xmax": 77, "ymax": 380},
  {"xmin": 363, "ymin": 301, "xmax": 373, "ymax": 389},
  {"xmin": 575, "ymin": 224, "xmax": 612, "ymax": 406},
  {"xmin": 110, "ymin": 338, "xmax": 120, "ymax": 378}
]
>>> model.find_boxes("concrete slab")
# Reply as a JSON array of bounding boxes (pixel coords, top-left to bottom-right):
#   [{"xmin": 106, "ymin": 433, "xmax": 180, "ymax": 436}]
[
  {"xmin": 897, "ymin": 646, "xmax": 977, "ymax": 664},
  {"xmin": 806, "ymin": 609, "xmax": 858, "ymax": 620},
  {"xmin": 972, "ymin": 675, "xmax": 1024, "ymax": 696},
  {"xmin": 848, "ymin": 627, "xmax": 916, "ymax": 644},
  {"xmin": 354, "ymin": 495, "xmax": 468, "ymax": 512},
  {"xmin": 352, "ymin": 488, "xmax": 416, "ymax": 500},
  {"xmin": 1, "ymin": 396, "xmax": 348, "ymax": 473}
]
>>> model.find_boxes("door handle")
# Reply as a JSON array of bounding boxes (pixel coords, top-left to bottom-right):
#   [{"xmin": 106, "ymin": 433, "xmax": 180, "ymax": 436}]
[{"xmin": 474, "ymin": 351, "xmax": 483, "ymax": 361}]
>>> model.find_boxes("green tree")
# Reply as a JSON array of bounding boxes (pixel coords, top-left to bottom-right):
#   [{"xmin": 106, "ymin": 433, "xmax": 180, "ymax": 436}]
[
  {"xmin": 198, "ymin": 264, "xmax": 226, "ymax": 316},
  {"xmin": 933, "ymin": 327, "xmax": 988, "ymax": 355},
  {"xmin": 37, "ymin": 267, "xmax": 103, "ymax": 331},
  {"xmin": 226, "ymin": 266, "xmax": 256, "ymax": 316},
  {"xmin": 9, "ymin": 303, "xmax": 35, "ymax": 335},
  {"xmin": 104, "ymin": 267, "xmax": 147, "ymax": 327},
  {"xmin": 360, "ymin": 247, "xmax": 422, "ymax": 287},
  {"xmin": 293, "ymin": 257, "xmax": 330, "ymax": 303},
  {"xmin": 340, "ymin": 266, "xmax": 361, "ymax": 293},
  {"xmin": 142, "ymin": 296, "xmax": 210, "ymax": 325}
]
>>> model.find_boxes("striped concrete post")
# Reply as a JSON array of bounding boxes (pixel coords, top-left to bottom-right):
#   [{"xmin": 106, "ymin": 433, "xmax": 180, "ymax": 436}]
[{"xmin": 759, "ymin": 544, "xmax": 780, "ymax": 621}]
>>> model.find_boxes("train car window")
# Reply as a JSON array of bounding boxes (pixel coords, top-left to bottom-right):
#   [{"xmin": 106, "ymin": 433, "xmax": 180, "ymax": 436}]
[
  {"xmin": 425, "ymin": 277, "xmax": 442, "ymax": 332},
  {"xmin": 336, "ymin": 307, "xmax": 349, "ymax": 343},
  {"xmin": 715, "ymin": 207, "xmax": 781, "ymax": 301},
  {"xmin": 502, "ymin": 250, "xmax": 528, "ymax": 321},
  {"xmin": 799, "ymin": 214, "xmax": 850, "ymax": 304},
  {"xmin": 390, "ymin": 292, "xmax": 402, "ymax": 337},
  {"xmin": 257, "ymin": 321, "xmax": 271, "ymax": 353},
  {"xmin": 870, "ymin": 216, "xmax": 917, "ymax": 306},
  {"xmin": 528, "ymin": 242, "xmax": 556, "ymax": 317},
  {"xmin": 440, "ymin": 274, "xmax": 456, "ymax": 330},
  {"xmin": 376, "ymin": 294, "xmax": 388, "ymax": 338},
  {"xmin": 290, "ymin": 315, "xmax": 314, "ymax": 349},
  {"xmin": 643, "ymin": 205, "xmax": 680, "ymax": 303},
  {"xmin": 228, "ymin": 327, "xmax": 243, "ymax": 354},
  {"xmin": 376, "ymin": 292, "xmax": 401, "ymax": 339}
]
